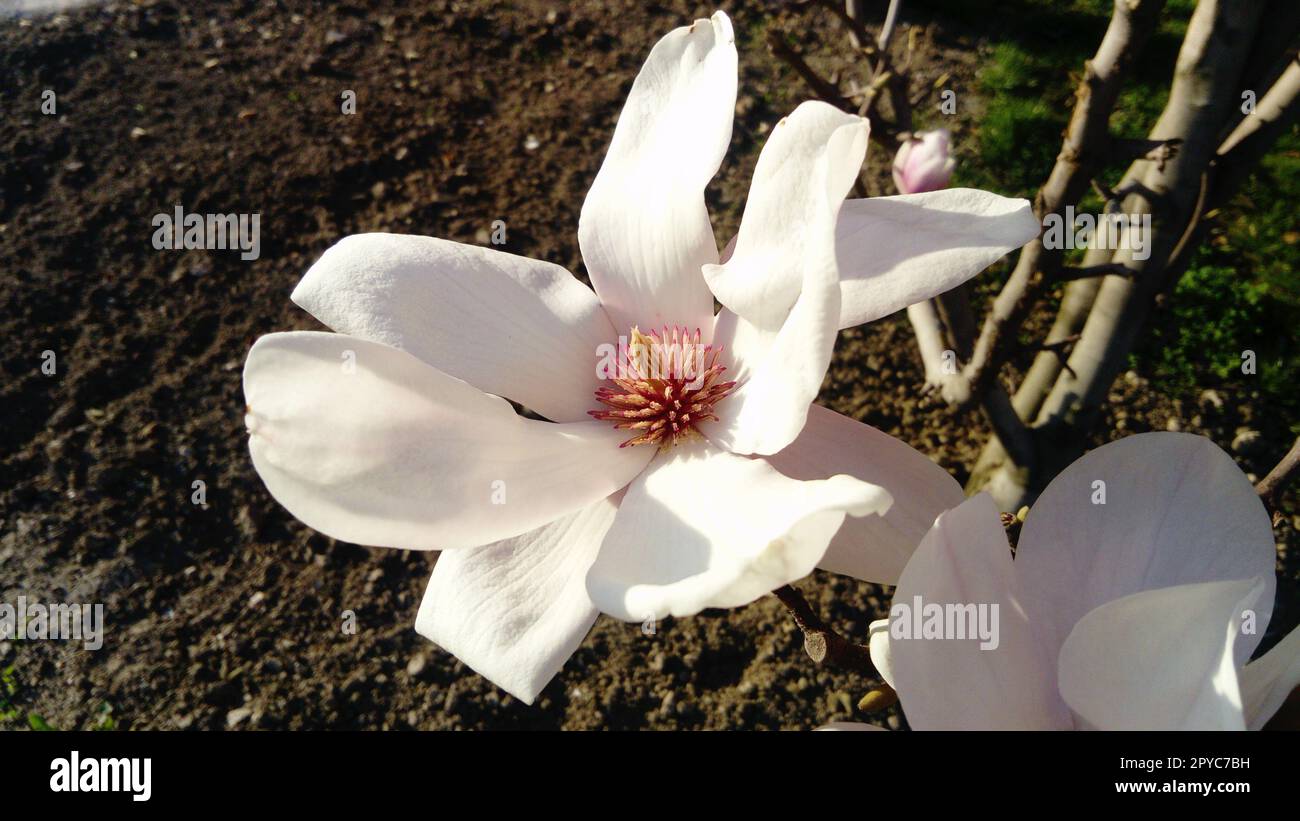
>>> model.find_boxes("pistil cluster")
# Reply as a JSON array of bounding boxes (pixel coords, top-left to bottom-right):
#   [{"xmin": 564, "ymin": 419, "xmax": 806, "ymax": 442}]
[{"xmin": 590, "ymin": 326, "xmax": 735, "ymax": 449}]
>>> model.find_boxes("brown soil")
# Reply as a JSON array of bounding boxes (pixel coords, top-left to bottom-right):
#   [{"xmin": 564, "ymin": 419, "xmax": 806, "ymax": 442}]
[{"xmin": 1, "ymin": 0, "xmax": 1294, "ymax": 730}]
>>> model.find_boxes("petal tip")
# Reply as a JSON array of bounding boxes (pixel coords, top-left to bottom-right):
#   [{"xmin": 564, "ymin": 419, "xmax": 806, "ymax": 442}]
[{"xmin": 710, "ymin": 9, "xmax": 734, "ymax": 44}]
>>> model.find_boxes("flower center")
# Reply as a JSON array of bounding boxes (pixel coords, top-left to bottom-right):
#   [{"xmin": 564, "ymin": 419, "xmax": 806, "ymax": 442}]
[{"xmin": 590, "ymin": 326, "xmax": 735, "ymax": 449}]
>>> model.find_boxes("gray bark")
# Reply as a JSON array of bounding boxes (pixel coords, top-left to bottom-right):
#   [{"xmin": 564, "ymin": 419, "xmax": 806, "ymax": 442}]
[{"xmin": 974, "ymin": 1, "xmax": 1276, "ymax": 508}]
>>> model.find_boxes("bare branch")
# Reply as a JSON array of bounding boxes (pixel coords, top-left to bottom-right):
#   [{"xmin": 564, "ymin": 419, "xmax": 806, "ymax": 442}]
[
  {"xmin": 1224, "ymin": 0, "xmax": 1300, "ymax": 136},
  {"xmin": 1110, "ymin": 136, "xmax": 1183, "ymax": 169},
  {"xmin": 1054, "ymin": 262, "xmax": 1135, "ymax": 282},
  {"xmin": 957, "ymin": 0, "xmax": 1168, "ymax": 409},
  {"xmin": 766, "ymin": 30, "xmax": 853, "ymax": 110},
  {"xmin": 766, "ymin": 28, "xmax": 903, "ymax": 148},
  {"xmin": 986, "ymin": 0, "xmax": 1271, "ymax": 509},
  {"xmin": 980, "ymin": 386, "xmax": 1038, "ymax": 470},
  {"xmin": 1159, "ymin": 57, "xmax": 1300, "ymax": 292},
  {"xmin": 816, "ymin": 0, "xmax": 879, "ymax": 57},
  {"xmin": 1032, "ymin": 335, "xmax": 1082, "ymax": 377},
  {"xmin": 1257, "ymin": 435, "xmax": 1300, "ymax": 525},
  {"xmin": 772, "ymin": 585, "xmax": 877, "ymax": 676},
  {"xmin": 907, "ymin": 300, "xmax": 952, "ymax": 391},
  {"xmin": 877, "ymin": 0, "xmax": 902, "ymax": 52}
]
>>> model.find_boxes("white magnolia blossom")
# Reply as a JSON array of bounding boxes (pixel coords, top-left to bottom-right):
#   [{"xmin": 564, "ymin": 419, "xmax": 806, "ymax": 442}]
[
  {"xmin": 242, "ymin": 10, "xmax": 1038, "ymax": 703},
  {"xmin": 857, "ymin": 432, "xmax": 1300, "ymax": 730}
]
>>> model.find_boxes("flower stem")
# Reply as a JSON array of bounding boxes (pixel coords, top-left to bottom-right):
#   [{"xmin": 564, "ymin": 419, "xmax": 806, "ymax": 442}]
[{"xmin": 772, "ymin": 585, "xmax": 877, "ymax": 677}]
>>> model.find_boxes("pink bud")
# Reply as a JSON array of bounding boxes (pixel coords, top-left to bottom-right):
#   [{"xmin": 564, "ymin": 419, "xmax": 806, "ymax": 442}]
[{"xmin": 891, "ymin": 130, "xmax": 956, "ymax": 194}]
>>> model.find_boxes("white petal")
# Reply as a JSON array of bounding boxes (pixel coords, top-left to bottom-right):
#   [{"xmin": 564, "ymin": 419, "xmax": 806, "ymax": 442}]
[
  {"xmin": 705, "ymin": 103, "xmax": 870, "ymax": 455},
  {"xmin": 1014, "ymin": 432, "xmax": 1277, "ymax": 669},
  {"xmin": 415, "ymin": 496, "xmax": 619, "ymax": 704},
  {"xmin": 888, "ymin": 494, "xmax": 1068, "ymax": 730},
  {"xmin": 1239, "ymin": 623, "xmax": 1300, "ymax": 730},
  {"xmin": 816, "ymin": 722, "xmax": 888, "ymax": 731},
  {"xmin": 243, "ymin": 332, "xmax": 651, "ymax": 549},
  {"xmin": 868, "ymin": 618, "xmax": 895, "ymax": 689},
  {"xmin": 577, "ymin": 11, "xmax": 736, "ymax": 334},
  {"xmin": 766, "ymin": 403, "xmax": 965, "ymax": 584},
  {"xmin": 703, "ymin": 101, "xmax": 869, "ymax": 328},
  {"xmin": 1057, "ymin": 578, "xmax": 1267, "ymax": 730},
  {"xmin": 836, "ymin": 189, "xmax": 1039, "ymax": 328},
  {"xmin": 291, "ymin": 233, "xmax": 615, "ymax": 423},
  {"xmin": 586, "ymin": 438, "xmax": 891, "ymax": 621}
]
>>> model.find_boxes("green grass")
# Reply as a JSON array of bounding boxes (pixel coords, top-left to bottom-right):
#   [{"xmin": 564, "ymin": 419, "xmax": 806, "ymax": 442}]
[
  {"xmin": 2, "ymin": 660, "xmax": 119, "ymax": 730},
  {"xmin": 1138, "ymin": 130, "xmax": 1300, "ymax": 424},
  {"xmin": 0, "ymin": 665, "xmax": 20, "ymax": 723},
  {"xmin": 966, "ymin": 41, "xmax": 1064, "ymax": 197}
]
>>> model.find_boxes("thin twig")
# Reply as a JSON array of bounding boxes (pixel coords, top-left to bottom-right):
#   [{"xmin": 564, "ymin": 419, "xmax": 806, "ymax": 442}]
[
  {"xmin": 772, "ymin": 585, "xmax": 877, "ymax": 677},
  {"xmin": 766, "ymin": 30, "xmax": 853, "ymax": 110},
  {"xmin": 1111, "ymin": 136, "xmax": 1183, "ymax": 169},
  {"xmin": 1257, "ymin": 435, "xmax": 1300, "ymax": 526},
  {"xmin": 766, "ymin": 28, "xmax": 902, "ymax": 148},
  {"xmin": 876, "ymin": 0, "xmax": 902, "ymax": 52},
  {"xmin": 814, "ymin": 0, "xmax": 879, "ymax": 57},
  {"xmin": 1054, "ymin": 262, "xmax": 1135, "ymax": 282},
  {"xmin": 1032, "ymin": 334, "xmax": 1081, "ymax": 377}
]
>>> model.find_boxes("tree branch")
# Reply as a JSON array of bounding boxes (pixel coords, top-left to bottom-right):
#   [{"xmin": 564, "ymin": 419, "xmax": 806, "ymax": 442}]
[
  {"xmin": 772, "ymin": 585, "xmax": 878, "ymax": 676},
  {"xmin": 1257, "ymin": 435, "xmax": 1300, "ymax": 525},
  {"xmin": 994, "ymin": 0, "xmax": 1270, "ymax": 510},
  {"xmin": 1110, "ymin": 136, "xmax": 1183, "ymax": 169},
  {"xmin": 817, "ymin": 0, "xmax": 879, "ymax": 56},
  {"xmin": 766, "ymin": 29, "xmax": 903, "ymax": 151},
  {"xmin": 766, "ymin": 30, "xmax": 854, "ymax": 110},
  {"xmin": 876, "ymin": 0, "xmax": 902, "ymax": 52},
  {"xmin": 958, "ymin": 0, "xmax": 1168, "ymax": 408},
  {"xmin": 1054, "ymin": 262, "xmax": 1135, "ymax": 282}
]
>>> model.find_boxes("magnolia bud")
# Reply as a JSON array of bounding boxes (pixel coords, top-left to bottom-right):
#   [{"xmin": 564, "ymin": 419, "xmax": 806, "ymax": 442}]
[{"xmin": 892, "ymin": 129, "xmax": 956, "ymax": 194}]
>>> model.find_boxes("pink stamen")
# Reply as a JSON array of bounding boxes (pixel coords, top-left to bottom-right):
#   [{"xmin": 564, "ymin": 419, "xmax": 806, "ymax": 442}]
[{"xmin": 589, "ymin": 325, "xmax": 736, "ymax": 449}]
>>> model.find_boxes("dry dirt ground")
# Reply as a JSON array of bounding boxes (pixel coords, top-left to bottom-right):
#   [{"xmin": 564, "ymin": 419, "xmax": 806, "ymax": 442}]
[{"xmin": 1, "ymin": 0, "xmax": 1295, "ymax": 730}]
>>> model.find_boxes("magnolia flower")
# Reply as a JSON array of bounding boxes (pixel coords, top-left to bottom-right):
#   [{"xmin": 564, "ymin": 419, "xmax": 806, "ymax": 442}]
[
  {"xmin": 892, "ymin": 129, "xmax": 955, "ymax": 194},
  {"xmin": 854, "ymin": 432, "xmax": 1300, "ymax": 730},
  {"xmin": 242, "ymin": 10, "xmax": 1039, "ymax": 704}
]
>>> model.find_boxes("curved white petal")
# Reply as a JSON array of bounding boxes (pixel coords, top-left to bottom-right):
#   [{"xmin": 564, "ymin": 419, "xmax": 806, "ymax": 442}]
[
  {"xmin": 586, "ymin": 438, "xmax": 891, "ymax": 621},
  {"xmin": 1057, "ymin": 578, "xmax": 1267, "ymax": 730},
  {"xmin": 577, "ymin": 10, "xmax": 736, "ymax": 334},
  {"xmin": 290, "ymin": 233, "xmax": 614, "ymax": 423},
  {"xmin": 1014, "ymin": 433, "xmax": 1277, "ymax": 669},
  {"xmin": 415, "ymin": 496, "xmax": 619, "ymax": 704},
  {"xmin": 1239, "ymin": 623, "xmax": 1300, "ymax": 730},
  {"xmin": 243, "ymin": 332, "xmax": 652, "ymax": 550},
  {"xmin": 888, "ymin": 494, "xmax": 1068, "ymax": 730},
  {"xmin": 868, "ymin": 618, "xmax": 895, "ymax": 689},
  {"xmin": 816, "ymin": 722, "xmax": 888, "ymax": 731},
  {"xmin": 705, "ymin": 103, "xmax": 870, "ymax": 455},
  {"xmin": 836, "ymin": 189, "xmax": 1038, "ymax": 328},
  {"xmin": 766, "ymin": 403, "xmax": 965, "ymax": 585},
  {"xmin": 704, "ymin": 102, "xmax": 869, "ymax": 327}
]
